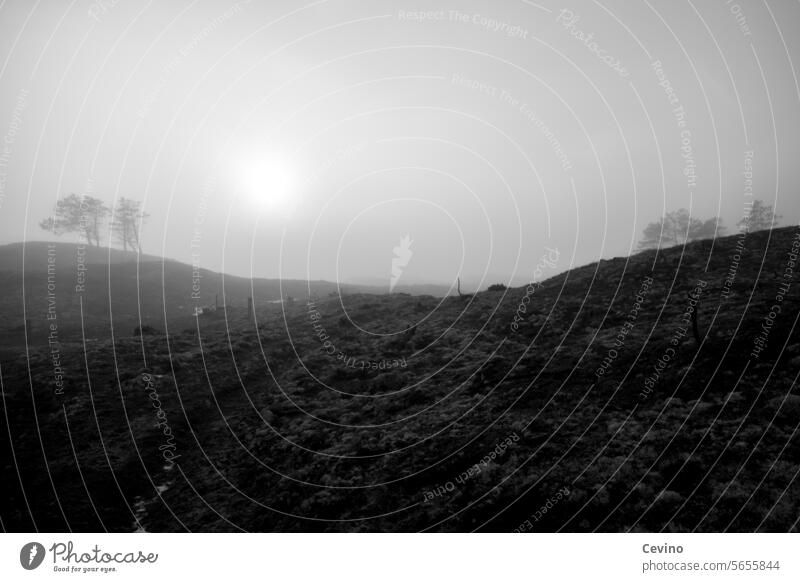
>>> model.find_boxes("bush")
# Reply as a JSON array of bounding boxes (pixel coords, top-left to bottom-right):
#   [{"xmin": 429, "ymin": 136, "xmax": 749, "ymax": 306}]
[
  {"xmin": 133, "ymin": 325, "xmax": 159, "ymax": 336},
  {"xmin": 487, "ymin": 283, "xmax": 507, "ymax": 292}
]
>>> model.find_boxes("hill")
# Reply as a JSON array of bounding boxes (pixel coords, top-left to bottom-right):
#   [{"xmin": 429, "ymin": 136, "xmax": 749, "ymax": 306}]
[
  {"xmin": 1, "ymin": 227, "xmax": 799, "ymax": 532},
  {"xmin": 0, "ymin": 241, "xmax": 166, "ymax": 271},
  {"xmin": 0, "ymin": 241, "xmax": 450, "ymax": 354}
]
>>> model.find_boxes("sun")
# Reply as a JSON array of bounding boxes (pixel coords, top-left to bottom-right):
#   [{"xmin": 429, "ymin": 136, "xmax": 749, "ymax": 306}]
[{"xmin": 237, "ymin": 155, "xmax": 299, "ymax": 216}]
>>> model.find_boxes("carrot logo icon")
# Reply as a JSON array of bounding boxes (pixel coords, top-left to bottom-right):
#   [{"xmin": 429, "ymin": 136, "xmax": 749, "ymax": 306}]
[
  {"xmin": 390, "ymin": 235, "xmax": 413, "ymax": 292},
  {"xmin": 19, "ymin": 542, "xmax": 45, "ymax": 570}
]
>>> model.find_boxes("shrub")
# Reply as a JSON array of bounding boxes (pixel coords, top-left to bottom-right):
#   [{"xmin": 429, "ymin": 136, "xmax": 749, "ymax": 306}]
[
  {"xmin": 487, "ymin": 283, "xmax": 507, "ymax": 292},
  {"xmin": 133, "ymin": 325, "xmax": 159, "ymax": 336}
]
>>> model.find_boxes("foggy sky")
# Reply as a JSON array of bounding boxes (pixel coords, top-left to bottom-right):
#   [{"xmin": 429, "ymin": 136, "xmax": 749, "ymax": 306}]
[{"xmin": 0, "ymin": 0, "xmax": 798, "ymax": 288}]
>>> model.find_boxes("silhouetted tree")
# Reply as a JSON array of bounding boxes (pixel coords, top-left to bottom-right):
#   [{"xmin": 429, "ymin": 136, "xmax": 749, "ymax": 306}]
[
  {"xmin": 639, "ymin": 209, "xmax": 725, "ymax": 250},
  {"xmin": 690, "ymin": 216, "xmax": 726, "ymax": 241},
  {"xmin": 639, "ymin": 209, "xmax": 694, "ymax": 249},
  {"xmin": 39, "ymin": 194, "xmax": 109, "ymax": 246},
  {"xmin": 738, "ymin": 199, "xmax": 781, "ymax": 232},
  {"xmin": 112, "ymin": 197, "xmax": 149, "ymax": 252}
]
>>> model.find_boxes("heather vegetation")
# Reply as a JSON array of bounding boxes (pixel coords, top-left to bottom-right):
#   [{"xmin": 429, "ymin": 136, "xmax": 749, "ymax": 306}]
[{"xmin": 2, "ymin": 225, "xmax": 799, "ymax": 532}]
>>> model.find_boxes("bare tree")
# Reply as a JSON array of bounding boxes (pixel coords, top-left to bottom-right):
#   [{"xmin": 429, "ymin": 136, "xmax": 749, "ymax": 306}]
[
  {"xmin": 112, "ymin": 197, "xmax": 149, "ymax": 252},
  {"xmin": 39, "ymin": 194, "xmax": 109, "ymax": 246}
]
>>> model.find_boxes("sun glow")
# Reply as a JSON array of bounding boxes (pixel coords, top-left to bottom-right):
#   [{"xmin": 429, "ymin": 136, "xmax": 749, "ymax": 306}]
[{"xmin": 237, "ymin": 155, "xmax": 300, "ymax": 217}]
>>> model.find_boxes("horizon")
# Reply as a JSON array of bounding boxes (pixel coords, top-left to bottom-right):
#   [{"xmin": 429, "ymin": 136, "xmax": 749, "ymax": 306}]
[
  {"xmin": 1, "ymin": 1, "xmax": 798, "ymax": 286},
  {"xmin": 4, "ymin": 219, "xmax": 787, "ymax": 291},
  {"xmin": 0, "ymin": 237, "xmax": 560, "ymax": 289}
]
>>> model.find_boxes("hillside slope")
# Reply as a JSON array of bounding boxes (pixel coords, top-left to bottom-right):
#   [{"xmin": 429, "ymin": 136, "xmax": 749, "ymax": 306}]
[
  {"xmin": 1, "ymin": 226, "xmax": 799, "ymax": 532},
  {"xmin": 0, "ymin": 241, "xmax": 449, "ymax": 353}
]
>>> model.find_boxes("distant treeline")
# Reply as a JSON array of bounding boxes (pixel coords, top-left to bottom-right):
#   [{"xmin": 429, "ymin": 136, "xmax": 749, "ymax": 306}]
[
  {"xmin": 638, "ymin": 199, "xmax": 780, "ymax": 250},
  {"xmin": 40, "ymin": 194, "xmax": 149, "ymax": 251}
]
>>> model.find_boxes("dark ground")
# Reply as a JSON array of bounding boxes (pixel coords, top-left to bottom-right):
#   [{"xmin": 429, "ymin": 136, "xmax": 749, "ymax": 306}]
[{"xmin": 1, "ymin": 226, "xmax": 799, "ymax": 532}]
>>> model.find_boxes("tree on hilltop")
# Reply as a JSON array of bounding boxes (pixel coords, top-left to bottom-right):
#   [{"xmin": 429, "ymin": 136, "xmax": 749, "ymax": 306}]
[
  {"xmin": 39, "ymin": 194, "xmax": 109, "ymax": 246},
  {"xmin": 738, "ymin": 200, "xmax": 781, "ymax": 232},
  {"xmin": 639, "ymin": 209, "xmax": 725, "ymax": 250},
  {"xmin": 112, "ymin": 197, "xmax": 149, "ymax": 252}
]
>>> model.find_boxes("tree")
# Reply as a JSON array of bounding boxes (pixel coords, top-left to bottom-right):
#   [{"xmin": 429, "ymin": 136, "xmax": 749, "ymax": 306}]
[
  {"xmin": 638, "ymin": 209, "xmax": 695, "ymax": 249},
  {"xmin": 81, "ymin": 197, "xmax": 110, "ymax": 246},
  {"xmin": 639, "ymin": 209, "xmax": 725, "ymax": 250},
  {"xmin": 39, "ymin": 194, "xmax": 109, "ymax": 246},
  {"xmin": 689, "ymin": 216, "xmax": 726, "ymax": 241},
  {"xmin": 738, "ymin": 199, "xmax": 781, "ymax": 232},
  {"xmin": 112, "ymin": 197, "xmax": 149, "ymax": 252}
]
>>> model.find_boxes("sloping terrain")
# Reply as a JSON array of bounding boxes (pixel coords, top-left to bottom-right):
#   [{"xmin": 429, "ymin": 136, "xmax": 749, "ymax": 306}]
[
  {"xmin": 1, "ymin": 226, "xmax": 799, "ymax": 532},
  {"xmin": 0, "ymin": 241, "xmax": 449, "ymax": 354}
]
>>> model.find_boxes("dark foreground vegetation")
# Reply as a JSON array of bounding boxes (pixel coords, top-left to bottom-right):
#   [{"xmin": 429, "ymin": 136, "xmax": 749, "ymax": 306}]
[{"xmin": 2, "ymin": 226, "xmax": 799, "ymax": 532}]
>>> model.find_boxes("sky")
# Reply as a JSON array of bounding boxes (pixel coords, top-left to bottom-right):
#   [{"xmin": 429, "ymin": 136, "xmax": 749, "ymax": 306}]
[{"xmin": 0, "ymin": 0, "xmax": 798, "ymax": 288}]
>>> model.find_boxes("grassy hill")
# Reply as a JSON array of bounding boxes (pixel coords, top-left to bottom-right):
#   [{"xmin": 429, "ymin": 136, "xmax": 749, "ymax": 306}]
[
  {"xmin": 0, "ymin": 241, "xmax": 450, "ymax": 354},
  {"xmin": 1, "ymin": 227, "xmax": 799, "ymax": 532}
]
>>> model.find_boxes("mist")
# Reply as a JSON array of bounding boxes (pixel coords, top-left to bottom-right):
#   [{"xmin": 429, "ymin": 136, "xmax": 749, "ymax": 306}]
[{"xmin": 0, "ymin": 0, "xmax": 797, "ymax": 288}]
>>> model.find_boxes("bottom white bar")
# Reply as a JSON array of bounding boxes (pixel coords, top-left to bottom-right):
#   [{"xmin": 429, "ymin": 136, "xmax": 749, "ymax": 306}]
[{"xmin": 1, "ymin": 533, "xmax": 797, "ymax": 581}]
